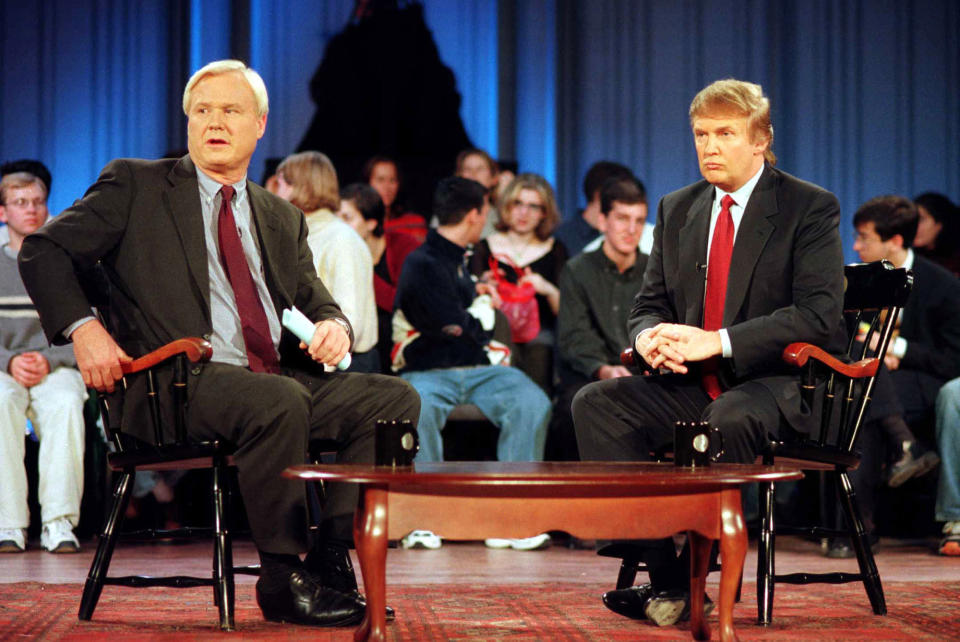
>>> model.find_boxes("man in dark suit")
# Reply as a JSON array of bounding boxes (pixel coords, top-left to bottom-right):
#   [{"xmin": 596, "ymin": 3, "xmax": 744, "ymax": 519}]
[
  {"xmin": 18, "ymin": 60, "xmax": 420, "ymax": 627},
  {"xmin": 572, "ymin": 79, "xmax": 846, "ymax": 627}
]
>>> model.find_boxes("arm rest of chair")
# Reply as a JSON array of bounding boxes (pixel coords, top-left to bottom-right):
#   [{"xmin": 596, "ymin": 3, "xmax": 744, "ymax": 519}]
[
  {"xmin": 782, "ymin": 342, "xmax": 878, "ymax": 379},
  {"xmin": 620, "ymin": 347, "xmax": 638, "ymax": 368},
  {"xmin": 121, "ymin": 338, "xmax": 214, "ymax": 375}
]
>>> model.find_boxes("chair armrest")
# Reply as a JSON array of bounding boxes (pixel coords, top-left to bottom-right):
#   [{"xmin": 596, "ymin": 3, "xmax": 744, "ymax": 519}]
[
  {"xmin": 121, "ymin": 338, "xmax": 214, "ymax": 375},
  {"xmin": 620, "ymin": 347, "xmax": 638, "ymax": 368},
  {"xmin": 782, "ymin": 342, "xmax": 878, "ymax": 379}
]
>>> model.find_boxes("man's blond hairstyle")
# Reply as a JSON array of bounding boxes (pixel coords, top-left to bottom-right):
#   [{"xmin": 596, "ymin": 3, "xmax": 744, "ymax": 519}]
[
  {"xmin": 1, "ymin": 172, "xmax": 47, "ymax": 204},
  {"xmin": 689, "ymin": 79, "xmax": 776, "ymax": 165},
  {"xmin": 182, "ymin": 60, "xmax": 269, "ymax": 117},
  {"xmin": 277, "ymin": 151, "xmax": 340, "ymax": 213}
]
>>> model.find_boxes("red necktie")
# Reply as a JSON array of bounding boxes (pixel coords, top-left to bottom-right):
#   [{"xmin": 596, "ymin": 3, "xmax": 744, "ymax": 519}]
[
  {"xmin": 701, "ymin": 194, "xmax": 736, "ymax": 399},
  {"xmin": 217, "ymin": 185, "xmax": 280, "ymax": 373}
]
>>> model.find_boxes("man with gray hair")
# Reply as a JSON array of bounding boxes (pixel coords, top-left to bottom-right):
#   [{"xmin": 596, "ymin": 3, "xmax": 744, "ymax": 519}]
[
  {"xmin": 573, "ymin": 79, "xmax": 846, "ymax": 627},
  {"xmin": 19, "ymin": 60, "xmax": 420, "ymax": 627}
]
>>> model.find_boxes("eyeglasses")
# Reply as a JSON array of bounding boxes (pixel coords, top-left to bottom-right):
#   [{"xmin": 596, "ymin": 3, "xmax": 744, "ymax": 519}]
[
  {"xmin": 511, "ymin": 199, "xmax": 545, "ymax": 214},
  {"xmin": 3, "ymin": 197, "xmax": 47, "ymax": 209}
]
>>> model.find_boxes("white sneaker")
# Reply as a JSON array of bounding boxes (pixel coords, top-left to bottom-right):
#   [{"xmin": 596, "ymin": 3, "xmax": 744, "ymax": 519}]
[
  {"xmin": 0, "ymin": 528, "xmax": 26, "ymax": 553},
  {"xmin": 484, "ymin": 533, "xmax": 552, "ymax": 551},
  {"xmin": 41, "ymin": 517, "xmax": 80, "ymax": 553},
  {"xmin": 400, "ymin": 530, "xmax": 442, "ymax": 550}
]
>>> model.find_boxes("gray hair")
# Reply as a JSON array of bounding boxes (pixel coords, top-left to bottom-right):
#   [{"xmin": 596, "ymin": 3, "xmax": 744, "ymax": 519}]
[{"xmin": 182, "ymin": 60, "xmax": 269, "ymax": 117}]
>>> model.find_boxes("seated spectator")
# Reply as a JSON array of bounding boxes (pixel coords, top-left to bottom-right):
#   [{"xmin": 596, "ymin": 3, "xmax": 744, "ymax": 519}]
[
  {"xmin": 832, "ymin": 195, "xmax": 960, "ymax": 557},
  {"xmin": 363, "ymin": 155, "xmax": 426, "ymax": 243},
  {"xmin": 393, "ymin": 177, "xmax": 551, "ymax": 551},
  {"xmin": 934, "ymin": 378, "xmax": 960, "ymax": 555},
  {"xmin": 550, "ymin": 176, "xmax": 649, "ymax": 460},
  {"xmin": 0, "ymin": 170, "xmax": 87, "ymax": 554},
  {"xmin": 454, "ymin": 148, "xmax": 500, "ymax": 238},
  {"xmin": 338, "ymin": 183, "xmax": 420, "ymax": 373},
  {"xmin": 276, "ymin": 152, "xmax": 379, "ymax": 372},
  {"xmin": 469, "ymin": 173, "xmax": 567, "ymax": 395},
  {"xmin": 554, "ymin": 160, "xmax": 634, "ymax": 256},
  {"xmin": 913, "ymin": 192, "xmax": 960, "ymax": 276}
]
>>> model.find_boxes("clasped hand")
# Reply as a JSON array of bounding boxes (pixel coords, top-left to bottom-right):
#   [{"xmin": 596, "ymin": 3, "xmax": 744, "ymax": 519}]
[{"xmin": 636, "ymin": 323, "xmax": 723, "ymax": 374}]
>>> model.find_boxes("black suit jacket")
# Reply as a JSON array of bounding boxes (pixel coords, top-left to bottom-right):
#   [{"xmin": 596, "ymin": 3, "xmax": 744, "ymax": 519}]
[
  {"xmin": 628, "ymin": 164, "xmax": 846, "ymax": 432},
  {"xmin": 899, "ymin": 254, "xmax": 960, "ymax": 384},
  {"xmin": 18, "ymin": 156, "xmax": 350, "ymax": 438}
]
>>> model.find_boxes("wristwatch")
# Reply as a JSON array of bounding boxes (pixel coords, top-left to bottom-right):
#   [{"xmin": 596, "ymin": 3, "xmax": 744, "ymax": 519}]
[{"xmin": 329, "ymin": 316, "xmax": 351, "ymax": 337}]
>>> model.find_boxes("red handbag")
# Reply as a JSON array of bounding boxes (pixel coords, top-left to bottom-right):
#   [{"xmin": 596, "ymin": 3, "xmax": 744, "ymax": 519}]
[{"xmin": 488, "ymin": 255, "xmax": 541, "ymax": 344}]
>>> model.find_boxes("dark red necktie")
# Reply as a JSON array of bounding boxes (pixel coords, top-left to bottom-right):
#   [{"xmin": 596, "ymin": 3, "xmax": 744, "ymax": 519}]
[
  {"xmin": 701, "ymin": 194, "xmax": 736, "ymax": 399},
  {"xmin": 217, "ymin": 185, "xmax": 280, "ymax": 373}
]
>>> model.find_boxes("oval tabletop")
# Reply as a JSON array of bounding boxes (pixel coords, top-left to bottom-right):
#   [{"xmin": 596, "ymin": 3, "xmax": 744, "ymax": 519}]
[{"xmin": 284, "ymin": 461, "xmax": 801, "ymax": 488}]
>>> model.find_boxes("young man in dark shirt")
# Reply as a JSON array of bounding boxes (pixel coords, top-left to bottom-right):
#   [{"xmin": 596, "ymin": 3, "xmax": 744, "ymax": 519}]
[
  {"xmin": 393, "ymin": 177, "xmax": 551, "ymax": 550},
  {"xmin": 549, "ymin": 177, "xmax": 649, "ymax": 460}
]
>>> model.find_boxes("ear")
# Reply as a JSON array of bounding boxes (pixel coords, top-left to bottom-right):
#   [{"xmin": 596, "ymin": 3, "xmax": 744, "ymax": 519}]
[
  {"xmin": 0, "ymin": 206, "xmax": 7, "ymax": 225},
  {"xmin": 256, "ymin": 113, "xmax": 267, "ymax": 140},
  {"xmin": 597, "ymin": 212, "xmax": 608, "ymax": 234},
  {"xmin": 891, "ymin": 233, "xmax": 906, "ymax": 249},
  {"xmin": 364, "ymin": 219, "xmax": 378, "ymax": 234}
]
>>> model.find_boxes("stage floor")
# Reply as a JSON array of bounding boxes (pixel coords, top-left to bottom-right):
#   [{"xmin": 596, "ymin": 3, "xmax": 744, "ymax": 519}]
[{"xmin": 2, "ymin": 534, "xmax": 953, "ymax": 586}]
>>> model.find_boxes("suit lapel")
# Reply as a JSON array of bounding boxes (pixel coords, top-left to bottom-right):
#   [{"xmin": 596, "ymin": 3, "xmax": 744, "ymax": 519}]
[
  {"xmin": 248, "ymin": 183, "xmax": 291, "ymax": 314},
  {"xmin": 723, "ymin": 166, "xmax": 777, "ymax": 326},
  {"xmin": 679, "ymin": 185, "xmax": 714, "ymax": 326},
  {"xmin": 164, "ymin": 156, "xmax": 212, "ymax": 320}
]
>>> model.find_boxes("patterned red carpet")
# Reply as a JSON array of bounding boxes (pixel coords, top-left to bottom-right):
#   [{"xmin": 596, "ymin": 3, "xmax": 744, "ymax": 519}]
[{"xmin": 2, "ymin": 581, "xmax": 958, "ymax": 640}]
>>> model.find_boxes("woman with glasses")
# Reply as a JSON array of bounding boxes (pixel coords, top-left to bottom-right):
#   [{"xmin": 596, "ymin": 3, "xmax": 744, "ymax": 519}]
[{"xmin": 470, "ymin": 173, "xmax": 567, "ymax": 395}]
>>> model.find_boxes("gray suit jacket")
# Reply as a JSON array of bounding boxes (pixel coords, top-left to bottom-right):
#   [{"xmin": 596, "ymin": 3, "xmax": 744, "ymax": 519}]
[
  {"xmin": 628, "ymin": 164, "xmax": 846, "ymax": 432},
  {"xmin": 18, "ymin": 155, "xmax": 350, "ymax": 439}
]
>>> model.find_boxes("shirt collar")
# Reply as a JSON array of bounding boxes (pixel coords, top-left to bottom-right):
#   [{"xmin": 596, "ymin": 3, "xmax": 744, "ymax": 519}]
[
  {"xmin": 196, "ymin": 167, "xmax": 247, "ymax": 204},
  {"xmin": 903, "ymin": 248, "xmax": 915, "ymax": 270},
  {"xmin": 2, "ymin": 243, "xmax": 15, "ymax": 260},
  {"xmin": 714, "ymin": 162, "xmax": 765, "ymax": 208}
]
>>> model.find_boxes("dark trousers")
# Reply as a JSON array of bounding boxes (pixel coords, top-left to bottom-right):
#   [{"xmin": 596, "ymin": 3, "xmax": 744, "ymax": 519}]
[
  {"xmin": 186, "ymin": 363, "xmax": 420, "ymax": 554},
  {"xmin": 572, "ymin": 373, "xmax": 781, "ymax": 590}
]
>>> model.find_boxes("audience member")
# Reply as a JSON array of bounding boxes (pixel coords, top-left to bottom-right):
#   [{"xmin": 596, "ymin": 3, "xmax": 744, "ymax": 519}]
[
  {"xmin": 934, "ymin": 378, "xmax": 960, "ymax": 556},
  {"xmin": 454, "ymin": 147, "xmax": 500, "ymax": 238},
  {"xmin": 276, "ymin": 151, "xmax": 379, "ymax": 373},
  {"xmin": 363, "ymin": 155, "xmax": 426, "ymax": 242},
  {"xmin": 469, "ymin": 173, "xmax": 567, "ymax": 395},
  {"xmin": 823, "ymin": 195, "xmax": 960, "ymax": 557},
  {"xmin": 550, "ymin": 176, "xmax": 648, "ymax": 460},
  {"xmin": 338, "ymin": 182, "xmax": 420, "ymax": 373},
  {"xmin": 393, "ymin": 177, "xmax": 551, "ymax": 551},
  {"xmin": 573, "ymin": 79, "xmax": 847, "ymax": 627},
  {"xmin": 913, "ymin": 192, "xmax": 960, "ymax": 276},
  {"xmin": 17, "ymin": 59, "xmax": 420, "ymax": 626},
  {"xmin": 0, "ymin": 170, "xmax": 87, "ymax": 554},
  {"xmin": 554, "ymin": 161, "xmax": 634, "ymax": 256}
]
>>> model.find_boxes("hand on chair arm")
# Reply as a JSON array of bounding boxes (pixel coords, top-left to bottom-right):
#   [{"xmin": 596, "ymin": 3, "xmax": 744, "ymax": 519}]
[{"xmin": 70, "ymin": 319, "xmax": 132, "ymax": 393}]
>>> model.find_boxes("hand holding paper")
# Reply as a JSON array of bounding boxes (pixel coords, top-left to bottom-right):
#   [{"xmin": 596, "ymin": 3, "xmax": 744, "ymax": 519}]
[{"xmin": 282, "ymin": 307, "xmax": 351, "ymax": 371}]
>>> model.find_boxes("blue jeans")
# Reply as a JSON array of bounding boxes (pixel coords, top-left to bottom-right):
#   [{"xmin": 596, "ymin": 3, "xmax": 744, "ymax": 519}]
[
  {"xmin": 401, "ymin": 365, "xmax": 551, "ymax": 463},
  {"xmin": 936, "ymin": 377, "xmax": 960, "ymax": 521}
]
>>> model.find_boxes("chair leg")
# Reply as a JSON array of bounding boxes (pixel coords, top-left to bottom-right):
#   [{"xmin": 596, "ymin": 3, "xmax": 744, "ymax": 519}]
[
  {"xmin": 836, "ymin": 470, "xmax": 887, "ymax": 616},
  {"xmin": 615, "ymin": 560, "xmax": 639, "ymax": 590},
  {"xmin": 756, "ymin": 480, "xmax": 776, "ymax": 625},
  {"xmin": 212, "ymin": 462, "xmax": 235, "ymax": 631},
  {"xmin": 79, "ymin": 471, "xmax": 134, "ymax": 621}
]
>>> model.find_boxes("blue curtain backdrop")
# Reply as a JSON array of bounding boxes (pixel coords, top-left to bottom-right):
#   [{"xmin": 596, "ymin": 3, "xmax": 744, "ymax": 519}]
[{"xmin": 2, "ymin": 0, "xmax": 958, "ymax": 261}]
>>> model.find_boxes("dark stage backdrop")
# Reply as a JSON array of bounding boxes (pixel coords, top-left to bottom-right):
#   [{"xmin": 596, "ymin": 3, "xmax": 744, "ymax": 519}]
[{"xmin": 1, "ymin": 0, "xmax": 957, "ymax": 261}]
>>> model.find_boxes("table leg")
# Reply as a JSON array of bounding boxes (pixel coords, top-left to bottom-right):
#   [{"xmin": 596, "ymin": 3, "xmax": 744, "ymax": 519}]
[
  {"xmin": 353, "ymin": 484, "xmax": 389, "ymax": 642},
  {"xmin": 688, "ymin": 530, "xmax": 712, "ymax": 641},
  {"xmin": 718, "ymin": 488, "xmax": 746, "ymax": 642}
]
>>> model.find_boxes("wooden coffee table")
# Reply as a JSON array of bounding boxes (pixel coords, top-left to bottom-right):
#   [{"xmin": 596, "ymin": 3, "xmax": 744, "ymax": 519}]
[{"xmin": 284, "ymin": 461, "xmax": 801, "ymax": 642}]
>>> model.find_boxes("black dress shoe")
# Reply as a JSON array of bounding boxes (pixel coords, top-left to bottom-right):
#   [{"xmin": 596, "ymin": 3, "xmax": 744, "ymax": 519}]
[
  {"xmin": 305, "ymin": 544, "xmax": 395, "ymax": 621},
  {"xmin": 256, "ymin": 570, "xmax": 365, "ymax": 627},
  {"xmin": 603, "ymin": 585, "xmax": 712, "ymax": 627},
  {"xmin": 602, "ymin": 584, "xmax": 656, "ymax": 619},
  {"xmin": 825, "ymin": 532, "xmax": 879, "ymax": 559}
]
